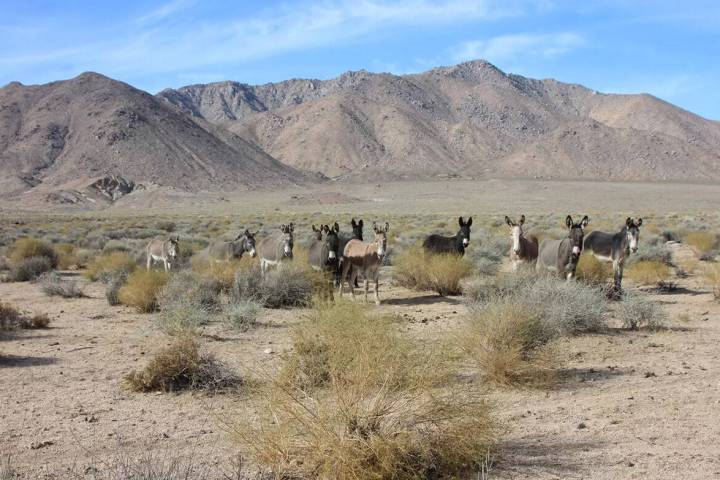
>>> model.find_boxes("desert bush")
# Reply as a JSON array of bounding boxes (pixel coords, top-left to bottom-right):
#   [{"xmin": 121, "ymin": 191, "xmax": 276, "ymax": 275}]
[
  {"xmin": 105, "ymin": 275, "xmax": 126, "ymax": 306},
  {"xmin": 102, "ymin": 239, "xmax": 132, "ymax": 254},
  {"xmin": 54, "ymin": 243, "xmax": 79, "ymax": 269},
  {"xmin": 38, "ymin": 272, "xmax": 85, "ymax": 298},
  {"xmin": 0, "ymin": 256, "xmax": 9, "ymax": 271},
  {"xmin": 235, "ymin": 301, "xmax": 498, "ymax": 479},
  {"xmin": 118, "ymin": 270, "xmax": 169, "ymax": 313},
  {"xmin": 683, "ymin": 231, "xmax": 717, "ymax": 256},
  {"xmin": 158, "ymin": 271, "xmax": 223, "ymax": 313},
  {"xmin": 575, "ymin": 254, "xmax": 612, "ymax": 285},
  {"xmin": 84, "ymin": 252, "xmax": 137, "ymax": 282},
  {"xmin": 223, "ymin": 300, "xmax": 261, "ymax": 331},
  {"xmin": 157, "ymin": 220, "xmax": 177, "ymax": 232},
  {"xmin": 157, "ymin": 301, "xmax": 212, "ymax": 336},
  {"xmin": 465, "ymin": 271, "xmax": 607, "ymax": 335},
  {"xmin": 702, "ymin": 263, "xmax": 720, "ymax": 301},
  {"xmin": 466, "ymin": 234, "xmax": 506, "ymax": 275},
  {"xmin": 0, "ymin": 302, "xmax": 50, "ymax": 331},
  {"xmin": 9, "ymin": 237, "xmax": 57, "ymax": 267},
  {"xmin": 8, "ymin": 256, "xmax": 53, "ymax": 281},
  {"xmin": 460, "ymin": 301, "xmax": 558, "ymax": 386},
  {"xmin": 124, "ymin": 336, "xmax": 240, "ymax": 393},
  {"xmin": 191, "ymin": 256, "xmax": 248, "ymax": 291},
  {"xmin": 393, "ymin": 247, "xmax": 473, "ymax": 295},
  {"xmin": 233, "ymin": 264, "xmax": 313, "ymax": 308},
  {"xmin": 615, "ymin": 293, "xmax": 666, "ymax": 330},
  {"xmin": 624, "ymin": 260, "xmax": 671, "ymax": 286},
  {"xmin": 630, "ymin": 239, "xmax": 672, "ymax": 265}
]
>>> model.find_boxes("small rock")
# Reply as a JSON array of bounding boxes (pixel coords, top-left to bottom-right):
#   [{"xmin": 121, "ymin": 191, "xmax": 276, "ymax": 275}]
[
  {"xmin": 577, "ymin": 422, "xmax": 587, "ymax": 429},
  {"xmin": 644, "ymin": 371, "xmax": 656, "ymax": 378},
  {"xmin": 263, "ymin": 348, "xmax": 274, "ymax": 355},
  {"xmin": 30, "ymin": 440, "xmax": 54, "ymax": 450}
]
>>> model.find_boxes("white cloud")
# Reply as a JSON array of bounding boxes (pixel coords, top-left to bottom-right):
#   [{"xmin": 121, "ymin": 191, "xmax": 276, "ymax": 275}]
[
  {"xmin": 451, "ymin": 32, "xmax": 583, "ymax": 63},
  {"xmin": 603, "ymin": 74, "xmax": 700, "ymax": 100},
  {"xmin": 135, "ymin": 0, "xmax": 195, "ymax": 25}
]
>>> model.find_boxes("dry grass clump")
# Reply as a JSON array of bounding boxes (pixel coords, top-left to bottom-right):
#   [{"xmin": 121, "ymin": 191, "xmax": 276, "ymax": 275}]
[
  {"xmin": 683, "ymin": 231, "xmax": 717, "ymax": 256},
  {"xmin": 460, "ymin": 302, "xmax": 558, "ymax": 386},
  {"xmin": 54, "ymin": 243, "xmax": 80, "ymax": 269},
  {"xmin": 615, "ymin": 292, "xmax": 667, "ymax": 330},
  {"xmin": 575, "ymin": 254, "xmax": 613, "ymax": 285},
  {"xmin": 9, "ymin": 238, "xmax": 57, "ymax": 267},
  {"xmin": 158, "ymin": 271, "xmax": 223, "ymax": 313},
  {"xmin": 702, "ymin": 263, "xmax": 720, "ymax": 301},
  {"xmin": 8, "ymin": 256, "xmax": 54, "ymax": 281},
  {"xmin": 124, "ymin": 336, "xmax": 240, "ymax": 393},
  {"xmin": 624, "ymin": 260, "xmax": 671, "ymax": 286},
  {"xmin": 38, "ymin": 272, "xmax": 85, "ymax": 298},
  {"xmin": 191, "ymin": 256, "xmax": 251, "ymax": 291},
  {"xmin": 393, "ymin": 246, "xmax": 473, "ymax": 295},
  {"xmin": 0, "ymin": 302, "xmax": 50, "ymax": 331},
  {"xmin": 84, "ymin": 251, "xmax": 137, "ymax": 282},
  {"xmin": 233, "ymin": 264, "xmax": 313, "ymax": 308},
  {"xmin": 118, "ymin": 270, "xmax": 169, "ymax": 313},
  {"xmin": 234, "ymin": 301, "xmax": 498, "ymax": 479},
  {"xmin": 223, "ymin": 300, "xmax": 261, "ymax": 331}
]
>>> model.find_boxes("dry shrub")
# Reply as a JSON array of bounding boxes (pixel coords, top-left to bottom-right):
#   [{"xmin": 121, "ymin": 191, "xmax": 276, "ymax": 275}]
[
  {"xmin": 8, "ymin": 256, "xmax": 53, "ymax": 281},
  {"xmin": 191, "ymin": 254, "xmax": 255, "ymax": 291},
  {"xmin": 615, "ymin": 292, "xmax": 666, "ymax": 330},
  {"xmin": 118, "ymin": 270, "xmax": 169, "ymax": 313},
  {"xmin": 85, "ymin": 252, "xmax": 136, "ymax": 282},
  {"xmin": 393, "ymin": 246, "xmax": 473, "ymax": 295},
  {"xmin": 234, "ymin": 301, "xmax": 498, "ymax": 479},
  {"xmin": 625, "ymin": 260, "xmax": 671, "ymax": 286},
  {"xmin": 683, "ymin": 231, "xmax": 717, "ymax": 256},
  {"xmin": 0, "ymin": 302, "xmax": 50, "ymax": 331},
  {"xmin": 233, "ymin": 263, "xmax": 313, "ymax": 308},
  {"xmin": 460, "ymin": 301, "xmax": 558, "ymax": 387},
  {"xmin": 38, "ymin": 272, "xmax": 85, "ymax": 298},
  {"xmin": 9, "ymin": 238, "xmax": 57, "ymax": 267},
  {"xmin": 158, "ymin": 271, "xmax": 223, "ymax": 313},
  {"xmin": 124, "ymin": 336, "xmax": 240, "ymax": 393},
  {"xmin": 105, "ymin": 275, "xmax": 126, "ymax": 306},
  {"xmin": 702, "ymin": 263, "xmax": 720, "ymax": 301},
  {"xmin": 223, "ymin": 300, "xmax": 261, "ymax": 331},
  {"xmin": 575, "ymin": 254, "xmax": 612, "ymax": 285},
  {"xmin": 54, "ymin": 243, "xmax": 79, "ymax": 269}
]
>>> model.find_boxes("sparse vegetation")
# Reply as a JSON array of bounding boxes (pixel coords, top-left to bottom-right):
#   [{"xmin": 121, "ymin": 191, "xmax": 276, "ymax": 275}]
[
  {"xmin": 702, "ymin": 263, "xmax": 720, "ymax": 301},
  {"xmin": 8, "ymin": 256, "xmax": 54, "ymax": 282},
  {"xmin": 575, "ymin": 254, "xmax": 613, "ymax": 285},
  {"xmin": 118, "ymin": 270, "xmax": 169, "ymax": 313},
  {"xmin": 616, "ymin": 292, "xmax": 666, "ymax": 330},
  {"xmin": 393, "ymin": 246, "xmax": 473, "ymax": 295},
  {"xmin": 9, "ymin": 238, "xmax": 57, "ymax": 268},
  {"xmin": 625, "ymin": 260, "xmax": 671, "ymax": 286},
  {"xmin": 0, "ymin": 302, "xmax": 50, "ymax": 331},
  {"xmin": 158, "ymin": 271, "xmax": 223, "ymax": 313},
  {"xmin": 233, "ymin": 264, "xmax": 313, "ymax": 308},
  {"xmin": 38, "ymin": 272, "xmax": 85, "ymax": 298},
  {"xmin": 223, "ymin": 300, "xmax": 261, "ymax": 331},
  {"xmin": 234, "ymin": 301, "xmax": 498, "ymax": 479},
  {"xmin": 84, "ymin": 251, "xmax": 137, "ymax": 282},
  {"xmin": 460, "ymin": 301, "xmax": 558, "ymax": 386},
  {"xmin": 124, "ymin": 336, "xmax": 240, "ymax": 393},
  {"xmin": 683, "ymin": 231, "xmax": 717, "ymax": 257}
]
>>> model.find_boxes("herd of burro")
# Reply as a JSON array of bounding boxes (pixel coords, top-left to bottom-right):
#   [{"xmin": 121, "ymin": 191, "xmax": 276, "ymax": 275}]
[{"xmin": 146, "ymin": 215, "xmax": 643, "ymax": 305}]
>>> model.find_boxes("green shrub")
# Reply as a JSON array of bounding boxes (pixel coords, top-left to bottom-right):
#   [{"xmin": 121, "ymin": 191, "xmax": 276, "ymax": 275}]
[
  {"xmin": 233, "ymin": 264, "xmax": 313, "ymax": 308},
  {"xmin": 224, "ymin": 300, "xmax": 261, "ymax": 331}
]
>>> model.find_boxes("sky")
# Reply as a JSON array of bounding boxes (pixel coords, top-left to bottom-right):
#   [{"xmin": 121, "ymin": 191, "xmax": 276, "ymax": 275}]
[{"xmin": 1, "ymin": 0, "xmax": 719, "ymax": 119}]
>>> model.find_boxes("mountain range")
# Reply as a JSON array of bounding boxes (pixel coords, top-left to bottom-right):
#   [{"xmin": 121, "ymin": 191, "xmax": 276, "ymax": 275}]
[{"xmin": 2, "ymin": 60, "xmax": 719, "ymax": 204}]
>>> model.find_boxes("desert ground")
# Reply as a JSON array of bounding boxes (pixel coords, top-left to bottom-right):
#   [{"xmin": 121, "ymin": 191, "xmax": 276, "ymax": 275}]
[{"xmin": 2, "ymin": 179, "xmax": 720, "ymax": 479}]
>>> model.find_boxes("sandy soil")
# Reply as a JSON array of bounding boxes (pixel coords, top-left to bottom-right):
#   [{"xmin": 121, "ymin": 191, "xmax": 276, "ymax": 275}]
[{"xmin": 2, "ymin": 251, "xmax": 720, "ymax": 479}]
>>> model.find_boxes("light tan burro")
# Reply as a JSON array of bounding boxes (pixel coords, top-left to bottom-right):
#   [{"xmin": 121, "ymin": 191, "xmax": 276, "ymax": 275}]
[{"xmin": 338, "ymin": 222, "xmax": 389, "ymax": 305}]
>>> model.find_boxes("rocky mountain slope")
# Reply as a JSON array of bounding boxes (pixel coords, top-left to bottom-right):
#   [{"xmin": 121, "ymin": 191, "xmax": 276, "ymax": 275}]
[
  {"xmin": 159, "ymin": 60, "xmax": 720, "ymax": 181},
  {"xmin": 0, "ymin": 72, "xmax": 303, "ymax": 200}
]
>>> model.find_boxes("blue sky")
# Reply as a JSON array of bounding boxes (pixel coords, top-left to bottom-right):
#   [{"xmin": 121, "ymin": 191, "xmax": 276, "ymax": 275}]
[{"xmin": 1, "ymin": 0, "xmax": 719, "ymax": 119}]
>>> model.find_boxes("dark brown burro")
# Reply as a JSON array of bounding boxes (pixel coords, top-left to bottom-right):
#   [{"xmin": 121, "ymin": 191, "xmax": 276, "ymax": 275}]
[
  {"xmin": 422, "ymin": 217, "xmax": 472, "ymax": 255},
  {"xmin": 537, "ymin": 215, "xmax": 589, "ymax": 280}
]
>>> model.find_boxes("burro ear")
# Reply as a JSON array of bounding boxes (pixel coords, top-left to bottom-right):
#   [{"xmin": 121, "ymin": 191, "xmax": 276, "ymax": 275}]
[
  {"xmin": 351, "ymin": 218, "xmax": 357, "ymax": 228},
  {"xmin": 322, "ymin": 224, "xmax": 330, "ymax": 233},
  {"xmin": 626, "ymin": 217, "xmax": 633, "ymax": 228},
  {"xmin": 581, "ymin": 216, "xmax": 589, "ymax": 228},
  {"xmin": 333, "ymin": 222, "xmax": 340, "ymax": 232},
  {"xmin": 244, "ymin": 228, "xmax": 250, "ymax": 236},
  {"xmin": 358, "ymin": 219, "xmax": 364, "ymax": 228},
  {"xmin": 372, "ymin": 221, "xmax": 379, "ymax": 232},
  {"xmin": 466, "ymin": 216, "xmax": 472, "ymax": 227},
  {"xmin": 636, "ymin": 218, "xmax": 643, "ymax": 227},
  {"xmin": 280, "ymin": 224, "xmax": 286, "ymax": 232},
  {"xmin": 459, "ymin": 216, "xmax": 465, "ymax": 227},
  {"xmin": 505, "ymin": 215, "xmax": 513, "ymax": 227},
  {"xmin": 312, "ymin": 224, "xmax": 318, "ymax": 232},
  {"xmin": 565, "ymin": 215, "xmax": 573, "ymax": 228},
  {"xmin": 384, "ymin": 222, "xmax": 390, "ymax": 233},
  {"xmin": 519, "ymin": 214, "xmax": 525, "ymax": 226},
  {"xmin": 289, "ymin": 223, "xmax": 294, "ymax": 232}
]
